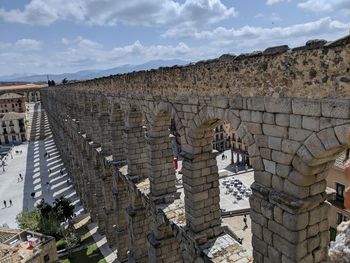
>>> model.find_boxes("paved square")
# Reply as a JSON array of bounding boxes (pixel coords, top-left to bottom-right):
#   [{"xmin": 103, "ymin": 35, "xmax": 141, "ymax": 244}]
[{"xmin": 0, "ymin": 102, "xmax": 83, "ymax": 228}]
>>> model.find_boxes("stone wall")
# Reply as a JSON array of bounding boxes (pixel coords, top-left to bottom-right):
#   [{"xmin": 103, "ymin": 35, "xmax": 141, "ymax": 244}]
[
  {"xmin": 58, "ymin": 35, "xmax": 349, "ymax": 99},
  {"xmin": 41, "ymin": 35, "xmax": 350, "ymax": 263}
]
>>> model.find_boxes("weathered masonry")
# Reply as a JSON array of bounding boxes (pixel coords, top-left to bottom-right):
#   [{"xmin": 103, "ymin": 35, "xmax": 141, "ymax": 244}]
[{"xmin": 42, "ymin": 35, "xmax": 350, "ymax": 263}]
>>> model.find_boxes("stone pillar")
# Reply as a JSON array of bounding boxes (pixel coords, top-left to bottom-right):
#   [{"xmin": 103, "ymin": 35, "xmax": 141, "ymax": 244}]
[
  {"xmin": 99, "ymin": 113, "xmax": 113, "ymax": 155},
  {"xmin": 101, "ymin": 165, "xmax": 117, "ymax": 246},
  {"xmin": 114, "ymin": 175, "xmax": 129, "ymax": 262},
  {"xmin": 110, "ymin": 104, "xmax": 125, "ymax": 161},
  {"xmin": 146, "ymin": 123, "xmax": 177, "ymax": 201},
  {"xmin": 148, "ymin": 210, "xmax": 183, "ymax": 263},
  {"xmin": 182, "ymin": 153, "xmax": 222, "ymax": 229},
  {"xmin": 91, "ymin": 153, "xmax": 107, "ymax": 235},
  {"xmin": 79, "ymin": 95, "xmax": 93, "ymax": 140},
  {"xmin": 127, "ymin": 192, "xmax": 149, "ymax": 263},
  {"xmin": 123, "ymin": 109, "xmax": 147, "ymax": 180}
]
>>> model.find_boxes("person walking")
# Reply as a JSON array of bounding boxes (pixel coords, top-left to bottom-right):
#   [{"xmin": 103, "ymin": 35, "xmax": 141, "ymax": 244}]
[
  {"xmin": 243, "ymin": 215, "xmax": 248, "ymax": 228},
  {"xmin": 9, "ymin": 200, "xmax": 12, "ymax": 206},
  {"xmin": 3, "ymin": 200, "xmax": 6, "ymax": 208}
]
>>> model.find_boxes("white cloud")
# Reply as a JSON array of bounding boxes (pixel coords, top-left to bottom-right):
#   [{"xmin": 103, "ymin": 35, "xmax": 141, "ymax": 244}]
[
  {"xmin": 15, "ymin": 39, "xmax": 42, "ymax": 51},
  {"xmin": 0, "ymin": 37, "xmax": 196, "ymax": 75},
  {"xmin": 163, "ymin": 17, "xmax": 349, "ymax": 50},
  {"xmin": 0, "ymin": 0, "xmax": 236, "ymax": 28},
  {"xmin": 266, "ymin": 0, "xmax": 283, "ymax": 5},
  {"xmin": 298, "ymin": 0, "xmax": 350, "ymax": 13},
  {"xmin": 0, "ymin": 38, "xmax": 42, "ymax": 51}
]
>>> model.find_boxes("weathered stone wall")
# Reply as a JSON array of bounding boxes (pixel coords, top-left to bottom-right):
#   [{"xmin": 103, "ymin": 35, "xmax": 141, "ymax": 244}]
[
  {"xmin": 58, "ymin": 36, "xmax": 349, "ymax": 99},
  {"xmin": 41, "ymin": 35, "xmax": 350, "ymax": 263}
]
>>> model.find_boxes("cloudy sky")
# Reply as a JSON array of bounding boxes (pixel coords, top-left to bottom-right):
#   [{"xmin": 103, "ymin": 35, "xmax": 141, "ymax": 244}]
[{"xmin": 0, "ymin": 0, "xmax": 349, "ymax": 75}]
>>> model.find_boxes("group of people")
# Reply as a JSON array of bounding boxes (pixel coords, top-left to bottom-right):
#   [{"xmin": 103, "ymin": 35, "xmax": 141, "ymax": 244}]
[{"xmin": 3, "ymin": 199, "xmax": 12, "ymax": 208}]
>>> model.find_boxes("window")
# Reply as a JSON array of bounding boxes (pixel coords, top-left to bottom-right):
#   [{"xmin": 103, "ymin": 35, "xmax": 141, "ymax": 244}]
[
  {"xmin": 337, "ymin": 213, "xmax": 343, "ymax": 225},
  {"xmin": 11, "ymin": 135, "xmax": 16, "ymax": 141},
  {"xmin": 336, "ymin": 213, "xmax": 349, "ymax": 225},
  {"xmin": 336, "ymin": 183, "xmax": 345, "ymax": 201}
]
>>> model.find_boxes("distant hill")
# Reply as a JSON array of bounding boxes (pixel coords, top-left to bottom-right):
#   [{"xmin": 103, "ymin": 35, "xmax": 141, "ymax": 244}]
[{"xmin": 0, "ymin": 59, "xmax": 188, "ymax": 83}]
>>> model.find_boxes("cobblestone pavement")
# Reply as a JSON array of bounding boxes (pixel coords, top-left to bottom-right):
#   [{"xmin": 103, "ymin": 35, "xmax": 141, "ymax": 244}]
[{"xmin": 0, "ymin": 102, "xmax": 83, "ymax": 228}]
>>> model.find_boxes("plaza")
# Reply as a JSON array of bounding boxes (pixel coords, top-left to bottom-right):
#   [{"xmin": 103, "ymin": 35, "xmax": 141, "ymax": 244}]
[{"xmin": 0, "ymin": 102, "xmax": 83, "ymax": 228}]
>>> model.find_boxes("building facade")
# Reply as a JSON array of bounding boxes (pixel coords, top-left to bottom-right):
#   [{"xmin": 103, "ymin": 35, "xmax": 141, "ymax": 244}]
[
  {"xmin": 0, "ymin": 113, "xmax": 26, "ymax": 145},
  {"xmin": 213, "ymin": 122, "xmax": 250, "ymax": 166},
  {"xmin": 0, "ymin": 93, "xmax": 26, "ymax": 113},
  {"xmin": 326, "ymin": 149, "xmax": 350, "ymax": 240}
]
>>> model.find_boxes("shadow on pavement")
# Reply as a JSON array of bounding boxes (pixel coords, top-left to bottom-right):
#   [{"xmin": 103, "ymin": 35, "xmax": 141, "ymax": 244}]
[{"xmin": 22, "ymin": 103, "xmax": 83, "ymax": 216}]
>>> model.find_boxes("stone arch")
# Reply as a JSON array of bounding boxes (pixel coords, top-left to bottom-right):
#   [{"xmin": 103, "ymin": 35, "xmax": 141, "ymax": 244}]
[
  {"xmin": 181, "ymin": 106, "xmax": 259, "ymax": 256},
  {"xmin": 253, "ymin": 122, "xmax": 350, "ymax": 263},
  {"xmin": 186, "ymin": 107, "xmax": 257, "ymax": 167}
]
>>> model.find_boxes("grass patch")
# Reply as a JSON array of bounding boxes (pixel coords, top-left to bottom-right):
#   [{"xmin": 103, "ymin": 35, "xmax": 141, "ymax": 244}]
[
  {"xmin": 59, "ymin": 247, "xmax": 107, "ymax": 263},
  {"xmin": 56, "ymin": 239, "xmax": 67, "ymax": 250},
  {"xmin": 59, "ymin": 222, "xmax": 106, "ymax": 263}
]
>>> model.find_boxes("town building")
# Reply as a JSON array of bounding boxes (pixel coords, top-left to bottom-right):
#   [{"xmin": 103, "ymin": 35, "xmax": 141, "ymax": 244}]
[
  {"xmin": 0, "ymin": 113, "xmax": 26, "ymax": 145},
  {"xmin": 212, "ymin": 122, "xmax": 250, "ymax": 166},
  {"xmin": 326, "ymin": 149, "xmax": 350, "ymax": 240},
  {"xmin": 0, "ymin": 84, "xmax": 43, "ymax": 103},
  {"xmin": 0, "ymin": 93, "xmax": 26, "ymax": 113},
  {"xmin": 0, "ymin": 227, "xmax": 58, "ymax": 263}
]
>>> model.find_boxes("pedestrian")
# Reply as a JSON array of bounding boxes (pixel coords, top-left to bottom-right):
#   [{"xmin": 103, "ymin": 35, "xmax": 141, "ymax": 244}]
[
  {"xmin": 60, "ymin": 169, "xmax": 64, "ymax": 176},
  {"xmin": 9, "ymin": 200, "xmax": 12, "ymax": 206},
  {"xmin": 19, "ymin": 173, "xmax": 22, "ymax": 181},
  {"xmin": 243, "ymin": 215, "xmax": 248, "ymax": 228},
  {"xmin": 30, "ymin": 192, "xmax": 35, "ymax": 198},
  {"xmin": 48, "ymin": 169, "xmax": 51, "ymax": 174},
  {"xmin": 66, "ymin": 179, "xmax": 70, "ymax": 184},
  {"xmin": 46, "ymin": 182, "xmax": 50, "ymax": 191},
  {"xmin": 44, "ymin": 152, "xmax": 47, "ymax": 158},
  {"xmin": 3, "ymin": 200, "xmax": 6, "ymax": 208}
]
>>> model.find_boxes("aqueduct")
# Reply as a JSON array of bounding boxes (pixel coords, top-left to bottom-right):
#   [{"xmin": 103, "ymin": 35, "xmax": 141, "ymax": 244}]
[{"xmin": 41, "ymin": 35, "xmax": 350, "ymax": 262}]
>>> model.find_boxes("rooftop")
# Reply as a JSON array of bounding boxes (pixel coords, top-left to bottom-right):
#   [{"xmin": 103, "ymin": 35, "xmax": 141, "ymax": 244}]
[
  {"xmin": 0, "ymin": 84, "xmax": 44, "ymax": 92},
  {"xmin": 0, "ymin": 228, "xmax": 53, "ymax": 263},
  {"xmin": 0, "ymin": 112, "xmax": 25, "ymax": 121},
  {"xmin": 0, "ymin": 93, "xmax": 25, "ymax": 100}
]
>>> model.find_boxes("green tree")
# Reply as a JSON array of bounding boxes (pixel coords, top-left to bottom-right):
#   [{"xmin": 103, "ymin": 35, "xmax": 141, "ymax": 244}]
[
  {"xmin": 65, "ymin": 232, "xmax": 79, "ymax": 258},
  {"xmin": 16, "ymin": 209, "xmax": 40, "ymax": 231},
  {"xmin": 53, "ymin": 197, "xmax": 75, "ymax": 222},
  {"xmin": 38, "ymin": 211, "xmax": 61, "ymax": 238}
]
